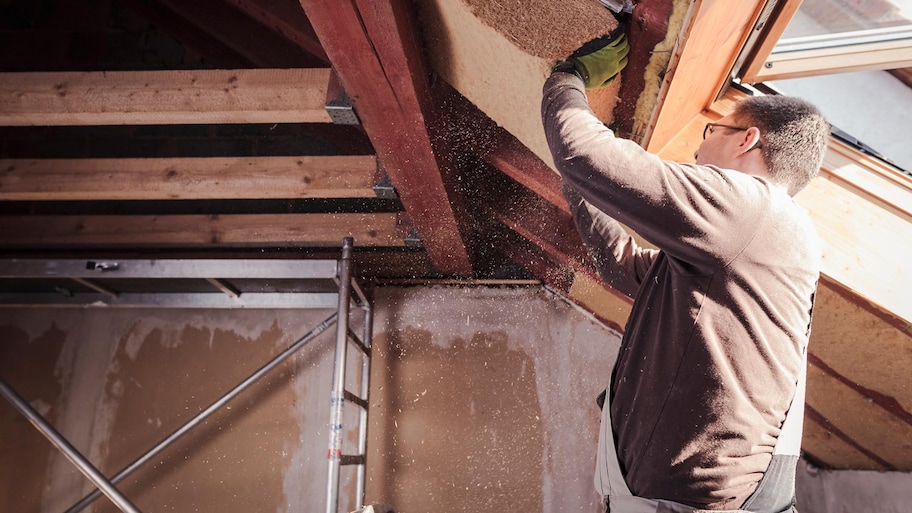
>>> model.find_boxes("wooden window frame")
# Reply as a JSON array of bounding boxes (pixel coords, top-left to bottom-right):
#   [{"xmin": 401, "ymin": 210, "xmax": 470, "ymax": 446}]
[{"xmin": 738, "ymin": 0, "xmax": 912, "ymax": 83}]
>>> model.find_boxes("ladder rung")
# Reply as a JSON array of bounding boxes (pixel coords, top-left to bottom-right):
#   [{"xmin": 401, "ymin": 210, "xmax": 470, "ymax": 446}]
[
  {"xmin": 347, "ymin": 328, "xmax": 371, "ymax": 356},
  {"xmin": 343, "ymin": 390, "xmax": 368, "ymax": 409},
  {"xmin": 340, "ymin": 454, "xmax": 365, "ymax": 466}
]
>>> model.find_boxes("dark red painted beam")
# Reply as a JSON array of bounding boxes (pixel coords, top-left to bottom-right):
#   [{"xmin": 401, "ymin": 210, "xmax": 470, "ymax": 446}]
[
  {"xmin": 126, "ymin": 0, "xmax": 323, "ymax": 67},
  {"xmin": 299, "ymin": 0, "xmax": 474, "ymax": 275},
  {"xmin": 614, "ymin": 0, "xmax": 675, "ymax": 142},
  {"xmin": 805, "ymin": 406, "xmax": 895, "ymax": 470},
  {"xmin": 483, "ymin": 181, "xmax": 591, "ymax": 272},
  {"xmin": 230, "ymin": 0, "xmax": 330, "ymax": 65}
]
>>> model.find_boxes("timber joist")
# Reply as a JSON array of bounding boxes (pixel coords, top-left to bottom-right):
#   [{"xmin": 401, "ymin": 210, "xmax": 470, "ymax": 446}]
[{"xmin": 0, "ymin": 66, "xmax": 413, "ymax": 258}]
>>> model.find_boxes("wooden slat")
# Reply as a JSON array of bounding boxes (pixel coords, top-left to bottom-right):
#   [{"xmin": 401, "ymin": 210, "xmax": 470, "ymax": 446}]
[
  {"xmin": 0, "ymin": 68, "xmax": 333, "ymax": 126},
  {"xmin": 821, "ymin": 140, "xmax": 912, "ymax": 219},
  {"xmin": 300, "ymin": 0, "xmax": 474, "ymax": 275},
  {"xmin": 0, "ymin": 156, "xmax": 379, "ymax": 200},
  {"xmin": 0, "ymin": 213, "xmax": 405, "ymax": 247}
]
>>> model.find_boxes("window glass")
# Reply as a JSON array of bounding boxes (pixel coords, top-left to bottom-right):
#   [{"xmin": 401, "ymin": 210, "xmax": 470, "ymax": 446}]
[
  {"xmin": 769, "ymin": 71, "xmax": 912, "ymax": 172},
  {"xmin": 778, "ymin": 0, "xmax": 912, "ymax": 41},
  {"xmin": 765, "ymin": 0, "xmax": 912, "ymax": 173}
]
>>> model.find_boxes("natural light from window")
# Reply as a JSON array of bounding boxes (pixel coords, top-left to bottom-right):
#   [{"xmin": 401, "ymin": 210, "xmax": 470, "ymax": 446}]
[{"xmin": 766, "ymin": 0, "xmax": 912, "ymax": 173}]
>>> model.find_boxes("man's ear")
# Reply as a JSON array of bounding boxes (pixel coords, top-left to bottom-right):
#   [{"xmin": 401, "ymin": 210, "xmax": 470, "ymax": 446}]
[{"xmin": 736, "ymin": 126, "xmax": 762, "ymax": 155}]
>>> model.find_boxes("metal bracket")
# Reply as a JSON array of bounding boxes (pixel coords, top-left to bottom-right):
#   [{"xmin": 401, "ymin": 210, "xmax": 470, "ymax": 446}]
[
  {"xmin": 403, "ymin": 227, "xmax": 422, "ymax": 247},
  {"xmin": 372, "ymin": 175, "xmax": 398, "ymax": 200},
  {"xmin": 325, "ymin": 86, "xmax": 360, "ymax": 125}
]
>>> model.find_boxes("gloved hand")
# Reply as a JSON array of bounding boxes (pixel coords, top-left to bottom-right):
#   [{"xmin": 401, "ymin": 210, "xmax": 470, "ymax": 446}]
[{"xmin": 567, "ymin": 27, "xmax": 630, "ymax": 89}]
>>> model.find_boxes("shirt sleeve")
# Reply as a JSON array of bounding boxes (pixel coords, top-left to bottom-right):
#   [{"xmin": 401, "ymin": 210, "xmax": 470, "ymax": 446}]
[
  {"xmin": 562, "ymin": 184, "xmax": 657, "ymax": 299},
  {"xmin": 542, "ymin": 72, "xmax": 760, "ymax": 272}
]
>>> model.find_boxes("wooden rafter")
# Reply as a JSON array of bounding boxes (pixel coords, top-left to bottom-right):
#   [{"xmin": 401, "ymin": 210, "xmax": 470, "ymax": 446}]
[
  {"xmin": 0, "ymin": 213, "xmax": 406, "ymax": 248},
  {"xmin": 121, "ymin": 0, "xmax": 323, "ymax": 68},
  {"xmin": 299, "ymin": 0, "xmax": 474, "ymax": 275},
  {"xmin": 0, "ymin": 69, "xmax": 333, "ymax": 126},
  {"xmin": 0, "ymin": 156, "xmax": 379, "ymax": 200},
  {"xmin": 229, "ymin": 0, "xmax": 329, "ymax": 65}
]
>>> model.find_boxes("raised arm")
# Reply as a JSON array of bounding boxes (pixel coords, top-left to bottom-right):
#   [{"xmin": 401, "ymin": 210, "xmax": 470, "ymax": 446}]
[
  {"xmin": 563, "ymin": 184, "xmax": 657, "ymax": 298},
  {"xmin": 542, "ymin": 72, "xmax": 761, "ymax": 271}
]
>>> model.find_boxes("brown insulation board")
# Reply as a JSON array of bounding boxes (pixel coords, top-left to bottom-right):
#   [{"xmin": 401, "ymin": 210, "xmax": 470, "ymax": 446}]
[{"xmin": 419, "ymin": 0, "xmax": 622, "ymax": 171}]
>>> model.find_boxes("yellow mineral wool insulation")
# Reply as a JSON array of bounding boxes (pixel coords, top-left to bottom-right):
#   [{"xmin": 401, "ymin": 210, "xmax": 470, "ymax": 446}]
[{"xmin": 632, "ymin": 0, "xmax": 693, "ymax": 141}]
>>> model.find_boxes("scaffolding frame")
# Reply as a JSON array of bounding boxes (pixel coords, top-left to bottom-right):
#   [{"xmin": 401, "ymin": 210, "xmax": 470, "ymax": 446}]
[{"xmin": 0, "ymin": 238, "xmax": 372, "ymax": 513}]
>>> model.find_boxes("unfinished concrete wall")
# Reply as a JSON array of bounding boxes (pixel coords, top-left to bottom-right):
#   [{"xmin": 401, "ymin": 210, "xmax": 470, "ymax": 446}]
[
  {"xmin": 0, "ymin": 307, "xmax": 351, "ymax": 513},
  {"xmin": 366, "ymin": 286, "xmax": 621, "ymax": 512},
  {"xmin": 0, "ymin": 286, "xmax": 622, "ymax": 512},
  {"xmin": 4, "ymin": 286, "xmax": 908, "ymax": 512}
]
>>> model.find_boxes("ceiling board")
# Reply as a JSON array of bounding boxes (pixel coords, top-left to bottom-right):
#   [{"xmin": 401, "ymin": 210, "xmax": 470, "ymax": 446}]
[
  {"xmin": 0, "ymin": 156, "xmax": 380, "ymax": 200},
  {"xmin": 0, "ymin": 213, "xmax": 408, "ymax": 248},
  {"xmin": 0, "ymin": 69, "xmax": 333, "ymax": 126}
]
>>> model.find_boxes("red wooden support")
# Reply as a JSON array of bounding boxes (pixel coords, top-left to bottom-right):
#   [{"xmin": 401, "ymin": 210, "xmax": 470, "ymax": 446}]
[{"xmin": 299, "ymin": 0, "xmax": 475, "ymax": 275}]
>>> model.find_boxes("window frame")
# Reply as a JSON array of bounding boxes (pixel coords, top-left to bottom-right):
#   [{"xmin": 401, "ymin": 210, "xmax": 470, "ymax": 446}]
[{"xmin": 737, "ymin": 0, "xmax": 912, "ymax": 83}]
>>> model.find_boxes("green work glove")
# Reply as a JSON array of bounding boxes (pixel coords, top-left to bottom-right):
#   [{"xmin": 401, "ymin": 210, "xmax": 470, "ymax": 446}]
[{"xmin": 568, "ymin": 29, "xmax": 630, "ymax": 89}]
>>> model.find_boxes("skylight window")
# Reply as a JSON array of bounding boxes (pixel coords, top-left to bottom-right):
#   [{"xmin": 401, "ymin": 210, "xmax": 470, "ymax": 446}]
[
  {"xmin": 745, "ymin": 0, "xmax": 912, "ymax": 81},
  {"xmin": 736, "ymin": 0, "xmax": 912, "ymax": 172}
]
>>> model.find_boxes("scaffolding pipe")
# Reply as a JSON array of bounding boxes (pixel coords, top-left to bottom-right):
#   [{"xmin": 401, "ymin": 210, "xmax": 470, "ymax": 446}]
[
  {"xmin": 65, "ymin": 312, "xmax": 339, "ymax": 513},
  {"xmin": 326, "ymin": 237, "xmax": 354, "ymax": 513},
  {"xmin": 0, "ymin": 379, "xmax": 141, "ymax": 513},
  {"xmin": 355, "ymin": 301, "xmax": 374, "ymax": 509}
]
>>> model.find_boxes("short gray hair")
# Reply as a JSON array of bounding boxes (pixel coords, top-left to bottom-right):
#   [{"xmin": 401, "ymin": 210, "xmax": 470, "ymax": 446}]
[{"xmin": 733, "ymin": 95, "xmax": 830, "ymax": 196}]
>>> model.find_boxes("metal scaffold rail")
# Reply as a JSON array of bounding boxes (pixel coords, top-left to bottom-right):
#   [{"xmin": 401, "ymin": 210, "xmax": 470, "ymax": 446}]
[
  {"xmin": 0, "ymin": 237, "xmax": 373, "ymax": 513},
  {"xmin": 326, "ymin": 238, "xmax": 373, "ymax": 513}
]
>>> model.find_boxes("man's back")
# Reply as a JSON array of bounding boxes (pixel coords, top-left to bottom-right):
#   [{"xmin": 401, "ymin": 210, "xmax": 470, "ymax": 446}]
[{"xmin": 605, "ymin": 169, "xmax": 821, "ymax": 508}]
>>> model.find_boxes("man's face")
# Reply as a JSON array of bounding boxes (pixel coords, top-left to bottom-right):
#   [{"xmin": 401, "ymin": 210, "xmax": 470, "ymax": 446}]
[{"xmin": 694, "ymin": 114, "xmax": 745, "ymax": 167}]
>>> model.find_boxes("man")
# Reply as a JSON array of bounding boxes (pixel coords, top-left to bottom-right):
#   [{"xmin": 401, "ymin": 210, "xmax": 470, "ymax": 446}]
[{"xmin": 542, "ymin": 33, "xmax": 830, "ymax": 512}]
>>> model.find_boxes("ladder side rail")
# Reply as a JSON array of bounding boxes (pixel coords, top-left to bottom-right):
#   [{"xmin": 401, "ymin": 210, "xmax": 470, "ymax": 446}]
[{"xmin": 326, "ymin": 237, "xmax": 355, "ymax": 513}]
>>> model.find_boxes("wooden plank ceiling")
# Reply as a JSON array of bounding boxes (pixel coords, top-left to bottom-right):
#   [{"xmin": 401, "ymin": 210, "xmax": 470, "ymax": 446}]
[{"xmin": 1, "ymin": 0, "xmax": 910, "ymax": 473}]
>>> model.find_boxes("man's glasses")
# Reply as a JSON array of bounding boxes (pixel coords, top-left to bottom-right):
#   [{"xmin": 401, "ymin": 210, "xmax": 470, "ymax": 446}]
[
  {"xmin": 703, "ymin": 123, "xmax": 764, "ymax": 151},
  {"xmin": 703, "ymin": 123, "xmax": 749, "ymax": 139}
]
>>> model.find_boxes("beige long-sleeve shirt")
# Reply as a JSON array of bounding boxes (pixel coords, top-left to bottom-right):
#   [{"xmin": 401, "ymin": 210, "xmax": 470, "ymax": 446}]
[{"xmin": 542, "ymin": 72, "xmax": 821, "ymax": 509}]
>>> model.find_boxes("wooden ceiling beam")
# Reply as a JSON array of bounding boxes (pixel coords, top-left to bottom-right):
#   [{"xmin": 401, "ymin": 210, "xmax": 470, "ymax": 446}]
[
  {"xmin": 122, "ymin": 0, "xmax": 322, "ymax": 68},
  {"xmin": 299, "ymin": 0, "xmax": 474, "ymax": 275},
  {"xmin": 229, "ymin": 0, "xmax": 329, "ymax": 65},
  {"xmin": 0, "ymin": 69, "xmax": 333, "ymax": 126},
  {"xmin": 0, "ymin": 156, "xmax": 380, "ymax": 200},
  {"xmin": 0, "ymin": 213, "xmax": 407, "ymax": 248}
]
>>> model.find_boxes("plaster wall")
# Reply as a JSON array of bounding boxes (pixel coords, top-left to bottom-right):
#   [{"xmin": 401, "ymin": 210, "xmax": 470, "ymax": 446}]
[
  {"xmin": 366, "ymin": 286, "xmax": 621, "ymax": 512},
  {"xmin": 3, "ymin": 286, "xmax": 910, "ymax": 513},
  {"xmin": 0, "ymin": 285, "xmax": 621, "ymax": 513},
  {"xmin": 0, "ymin": 307, "xmax": 351, "ymax": 513}
]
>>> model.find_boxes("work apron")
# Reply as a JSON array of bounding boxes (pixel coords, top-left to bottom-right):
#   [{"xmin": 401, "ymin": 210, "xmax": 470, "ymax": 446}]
[{"xmin": 594, "ymin": 349, "xmax": 807, "ymax": 513}]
